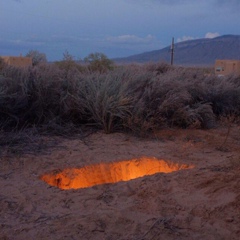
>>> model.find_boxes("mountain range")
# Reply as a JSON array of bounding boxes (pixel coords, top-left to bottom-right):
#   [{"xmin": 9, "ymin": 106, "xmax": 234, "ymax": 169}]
[{"xmin": 113, "ymin": 35, "xmax": 240, "ymax": 66}]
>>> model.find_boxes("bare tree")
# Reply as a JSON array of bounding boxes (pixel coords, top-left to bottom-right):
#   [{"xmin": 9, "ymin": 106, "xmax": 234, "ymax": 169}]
[
  {"xmin": 26, "ymin": 50, "xmax": 47, "ymax": 66},
  {"xmin": 84, "ymin": 52, "xmax": 114, "ymax": 73}
]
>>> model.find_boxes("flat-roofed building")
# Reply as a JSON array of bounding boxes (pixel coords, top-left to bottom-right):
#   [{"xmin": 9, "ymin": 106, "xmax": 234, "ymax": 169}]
[
  {"xmin": 215, "ymin": 59, "xmax": 240, "ymax": 76},
  {"xmin": 1, "ymin": 56, "xmax": 32, "ymax": 68}
]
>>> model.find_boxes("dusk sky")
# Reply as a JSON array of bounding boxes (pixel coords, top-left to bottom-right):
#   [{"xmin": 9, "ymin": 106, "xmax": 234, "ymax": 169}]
[{"xmin": 1, "ymin": 0, "xmax": 240, "ymax": 61}]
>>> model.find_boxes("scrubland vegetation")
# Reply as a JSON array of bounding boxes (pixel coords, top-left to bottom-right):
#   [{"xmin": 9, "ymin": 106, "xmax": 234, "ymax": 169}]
[{"xmin": 0, "ymin": 56, "xmax": 240, "ymax": 142}]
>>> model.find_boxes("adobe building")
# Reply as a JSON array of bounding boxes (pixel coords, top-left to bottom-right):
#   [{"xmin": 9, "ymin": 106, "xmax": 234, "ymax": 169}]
[
  {"xmin": 1, "ymin": 56, "xmax": 32, "ymax": 68},
  {"xmin": 215, "ymin": 59, "xmax": 240, "ymax": 76}
]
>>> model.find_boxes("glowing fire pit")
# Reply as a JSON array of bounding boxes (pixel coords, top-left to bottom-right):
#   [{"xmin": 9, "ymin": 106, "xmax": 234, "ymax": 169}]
[{"xmin": 40, "ymin": 157, "xmax": 193, "ymax": 190}]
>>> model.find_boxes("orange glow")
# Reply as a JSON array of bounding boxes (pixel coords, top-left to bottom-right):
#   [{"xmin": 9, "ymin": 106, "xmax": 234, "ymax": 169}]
[{"xmin": 40, "ymin": 157, "xmax": 193, "ymax": 190}]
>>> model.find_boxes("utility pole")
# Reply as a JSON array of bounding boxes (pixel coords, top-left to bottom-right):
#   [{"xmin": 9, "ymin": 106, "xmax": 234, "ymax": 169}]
[{"xmin": 170, "ymin": 37, "xmax": 174, "ymax": 65}]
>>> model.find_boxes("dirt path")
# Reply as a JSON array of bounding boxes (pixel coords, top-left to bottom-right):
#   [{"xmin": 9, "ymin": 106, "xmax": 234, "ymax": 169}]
[{"xmin": 0, "ymin": 126, "xmax": 240, "ymax": 239}]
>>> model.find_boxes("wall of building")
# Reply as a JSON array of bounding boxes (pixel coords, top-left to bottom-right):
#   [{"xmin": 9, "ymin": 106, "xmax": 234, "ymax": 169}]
[
  {"xmin": 215, "ymin": 59, "xmax": 240, "ymax": 76},
  {"xmin": 1, "ymin": 56, "xmax": 32, "ymax": 68}
]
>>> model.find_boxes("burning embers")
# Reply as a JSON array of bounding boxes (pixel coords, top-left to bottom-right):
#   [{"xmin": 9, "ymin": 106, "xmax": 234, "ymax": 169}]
[{"xmin": 40, "ymin": 157, "xmax": 193, "ymax": 190}]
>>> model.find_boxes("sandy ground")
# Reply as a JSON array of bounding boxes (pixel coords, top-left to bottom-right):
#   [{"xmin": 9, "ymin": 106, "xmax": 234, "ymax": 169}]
[{"xmin": 0, "ymin": 125, "xmax": 240, "ymax": 240}]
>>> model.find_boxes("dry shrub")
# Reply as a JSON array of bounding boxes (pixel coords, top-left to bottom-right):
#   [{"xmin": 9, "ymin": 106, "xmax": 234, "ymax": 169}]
[
  {"xmin": 0, "ymin": 74, "xmax": 28, "ymax": 128},
  {"xmin": 122, "ymin": 66, "xmax": 216, "ymax": 133},
  {"xmin": 206, "ymin": 77, "xmax": 240, "ymax": 117},
  {"xmin": 0, "ymin": 64, "xmax": 85, "ymax": 130},
  {"xmin": 144, "ymin": 62, "xmax": 173, "ymax": 75},
  {"xmin": 0, "ymin": 62, "xmax": 239, "ymax": 138},
  {"xmin": 77, "ymin": 70, "xmax": 134, "ymax": 133}
]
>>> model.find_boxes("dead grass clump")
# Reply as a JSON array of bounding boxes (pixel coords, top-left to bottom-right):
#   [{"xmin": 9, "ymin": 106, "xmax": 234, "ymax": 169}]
[{"xmin": 77, "ymin": 71, "xmax": 134, "ymax": 133}]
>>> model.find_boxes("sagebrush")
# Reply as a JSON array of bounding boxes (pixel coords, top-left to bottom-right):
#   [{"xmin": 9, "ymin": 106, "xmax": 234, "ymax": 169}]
[{"xmin": 0, "ymin": 62, "xmax": 239, "ymax": 135}]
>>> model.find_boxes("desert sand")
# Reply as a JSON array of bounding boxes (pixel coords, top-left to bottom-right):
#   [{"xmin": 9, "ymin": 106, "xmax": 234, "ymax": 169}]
[{"xmin": 0, "ymin": 125, "xmax": 240, "ymax": 240}]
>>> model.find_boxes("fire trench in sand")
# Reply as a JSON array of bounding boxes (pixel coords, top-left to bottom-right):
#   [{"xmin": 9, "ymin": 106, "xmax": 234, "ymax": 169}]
[{"xmin": 40, "ymin": 157, "xmax": 194, "ymax": 190}]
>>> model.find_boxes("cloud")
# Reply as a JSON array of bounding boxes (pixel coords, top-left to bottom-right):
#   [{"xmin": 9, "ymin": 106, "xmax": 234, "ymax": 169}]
[
  {"xmin": 177, "ymin": 32, "xmax": 220, "ymax": 43},
  {"xmin": 4, "ymin": 38, "xmax": 45, "ymax": 49},
  {"xmin": 205, "ymin": 32, "xmax": 220, "ymax": 39},
  {"xmin": 106, "ymin": 34, "xmax": 156, "ymax": 45},
  {"xmin": 104, "ymin": 34, "xmax": 163, "ymax": 56},
  {"xmin": 177, "ymin": 36, "xmax": 196, "ymax": 43}
]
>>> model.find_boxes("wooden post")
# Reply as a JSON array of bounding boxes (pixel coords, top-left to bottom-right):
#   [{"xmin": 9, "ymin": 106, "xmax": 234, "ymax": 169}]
[{"xmin": 170, "ymin": 37, "xmax": 174, "ymax": 65}]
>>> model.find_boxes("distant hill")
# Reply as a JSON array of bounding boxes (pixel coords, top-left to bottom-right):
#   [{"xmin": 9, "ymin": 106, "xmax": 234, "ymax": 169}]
[{"xmin": 113, "ymin": 35, "xmax": 240, "ymax": 66}]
